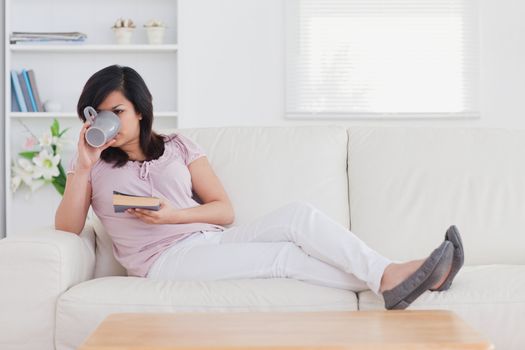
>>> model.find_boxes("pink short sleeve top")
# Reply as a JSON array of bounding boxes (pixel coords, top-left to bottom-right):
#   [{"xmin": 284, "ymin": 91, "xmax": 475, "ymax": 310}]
[{"xmin": 67, "ymin": 133, "xmax": 226, "ymax": 277}]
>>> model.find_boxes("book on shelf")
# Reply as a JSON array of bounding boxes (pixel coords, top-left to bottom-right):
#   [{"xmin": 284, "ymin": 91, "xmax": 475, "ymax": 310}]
[
  {"xmin": 17, "ymin": 71, "xmax": 33, "ymax": 111},
  {"xmin": 27, "ymin": 70, "xmax": 44, "ymax": 112},
  {"xmin": 10, "ymin": 70, "xmax": 27, "ymax": 112},
  {"xmin": 10, "ymin": 68, "xmax": 44, "ymax": 113},
  {"xmin": 10, "ymin": 78, "xmax": 20, "ymax": 112},
  {"xmin": 113, "ymin": 191, "xmax": 161, "ymax": 213},
  {"xmin": 22, "ymin": 69, "xmax": 38, "ymax": 112},
  {"xmin": 10, "ymin": 31, "xmax": 87, "ymax": 44},
  {"xmin": 14, "ymin": 40, "xmax": 86, "ymax": 46}
]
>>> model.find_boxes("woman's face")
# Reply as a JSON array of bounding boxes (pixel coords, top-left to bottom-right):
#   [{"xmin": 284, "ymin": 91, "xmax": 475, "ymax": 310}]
[{"xmin": 96, "ymin": 90, "xmax": 142, "ymax": 148}]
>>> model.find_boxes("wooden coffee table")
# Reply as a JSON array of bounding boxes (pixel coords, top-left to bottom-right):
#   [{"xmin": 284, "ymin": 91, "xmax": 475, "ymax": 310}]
[{"xmin": 78, "ymin": 310, "xmax": 493, "ymax": 349}]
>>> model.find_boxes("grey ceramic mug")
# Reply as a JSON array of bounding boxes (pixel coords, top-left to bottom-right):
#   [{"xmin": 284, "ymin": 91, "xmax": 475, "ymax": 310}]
[{"xmin": 83, "ymin": 106, "xmax": 121, "ymax": 148}]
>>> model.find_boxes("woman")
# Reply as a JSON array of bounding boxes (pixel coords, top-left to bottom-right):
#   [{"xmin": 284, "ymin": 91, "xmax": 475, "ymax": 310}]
[{"xmin": 55, "ymin": 65, "xmax": 464, "ymax": 310}]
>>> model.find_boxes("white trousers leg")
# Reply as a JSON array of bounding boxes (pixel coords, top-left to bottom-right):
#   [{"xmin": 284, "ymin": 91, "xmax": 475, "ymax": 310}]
[{"xmin": 147, "ymin": 201, "xmax": 392, "ymax": 295}]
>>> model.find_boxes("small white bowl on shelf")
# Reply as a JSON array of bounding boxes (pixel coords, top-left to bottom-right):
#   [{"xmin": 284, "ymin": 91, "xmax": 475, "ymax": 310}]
[{"xmin": 43, "ymin": 100, "xmax": 62, "ymax": 113}]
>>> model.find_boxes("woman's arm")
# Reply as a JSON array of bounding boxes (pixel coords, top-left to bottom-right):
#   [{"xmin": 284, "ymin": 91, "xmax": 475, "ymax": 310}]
[
  {"xmin": 55, "ymin": 122, "xmax": 115, "ymax": 234},
  {"xmin": 128, "ymin": 156, "xmax": 235, "ymax": 226},
  {"xmin": 55, "ymin": 171, "xmax": 92, "ymax": 234},
  {"xmin": 173, "ymin": 156, "xmax": 235, "ymax": 225}
]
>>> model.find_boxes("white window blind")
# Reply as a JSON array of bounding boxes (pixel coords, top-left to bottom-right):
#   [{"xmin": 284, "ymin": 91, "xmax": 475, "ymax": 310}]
[{"xmin": 285, "ymin": 0, "xmax": 479, "ymax": 119}]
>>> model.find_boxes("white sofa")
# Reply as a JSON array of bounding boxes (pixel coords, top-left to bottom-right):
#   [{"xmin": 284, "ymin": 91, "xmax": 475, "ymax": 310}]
[{"xmin": 1, "ymin": 125, "xmax": 524, "ymax": 350}]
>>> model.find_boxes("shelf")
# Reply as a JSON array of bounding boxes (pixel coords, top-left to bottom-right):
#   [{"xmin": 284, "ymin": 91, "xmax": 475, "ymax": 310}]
[
  {"xmin": 5, "ymin": 0, "xmax": 180, "ymax": 239},
  {"xmin": 10, "ymin": 112, "xmax": 178, "ymax": 118},
  {"xmin": 10, "ymin": 44, "xmax": 178, "ymax": 53}
]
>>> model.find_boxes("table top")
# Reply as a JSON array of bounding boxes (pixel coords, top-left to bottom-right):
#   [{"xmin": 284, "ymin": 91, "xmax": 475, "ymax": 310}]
[{"xmin": 78, "ymin": 310, "xmax": 494, "ymax": 350}]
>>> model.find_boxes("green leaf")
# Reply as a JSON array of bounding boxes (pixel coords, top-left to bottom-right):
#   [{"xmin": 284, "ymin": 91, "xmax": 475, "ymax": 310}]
[
  {"xmin": 55, "ymin": 178, "xmax": 66, "ymax": 187},
  {"xmin": 18, "ymin": 151, "xmax": 38, "ymax": 160},
  {"xmin": 55, "ymin": 178, "xmax": 66, "ymax": 188},
  {"xmin": 50, "ymin": 119, "xmax": 60, "ymax": 137},
  {"xmin": 51, "ymin": 180, "xmax": 65, "ymax": 196},
  {"xmin": 58, "ymin": 127, "xmax": 70, "ymax": 137},
  {"xmin": 58, "ymin": 163, "xmax": 66, "ymax": 178}
]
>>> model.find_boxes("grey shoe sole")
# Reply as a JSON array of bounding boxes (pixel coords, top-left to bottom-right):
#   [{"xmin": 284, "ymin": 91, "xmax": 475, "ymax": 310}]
[
  {"xmin": 434, "ymin": 225, "xmax": 464, "ymax": 291},
  {"xmin": 383, "ymin": 241, "xmax": 454, "ymax": 310}
]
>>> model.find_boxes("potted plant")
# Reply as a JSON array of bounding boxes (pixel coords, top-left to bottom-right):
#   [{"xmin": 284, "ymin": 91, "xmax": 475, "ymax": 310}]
[
  {"xmin": 112, "ymin": 18, "xmax": 136, "ymax": 45},
  {"xmin": 144, "ymin": 19, "xmax": 167, "ymax": 45}
]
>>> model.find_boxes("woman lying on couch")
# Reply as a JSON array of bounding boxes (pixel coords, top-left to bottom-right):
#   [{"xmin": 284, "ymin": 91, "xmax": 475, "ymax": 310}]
[{"xmin": 55, "ymin": 64, "xmax": 464, "ymax": 310}]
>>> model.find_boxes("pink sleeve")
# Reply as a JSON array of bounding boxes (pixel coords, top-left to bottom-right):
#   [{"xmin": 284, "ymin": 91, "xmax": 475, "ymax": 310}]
[
  {"xmin": 67, "ymin": 151, "xmax": 92, "ymax": 183},
  {"xmin": 175, "ymin": 134, "xmax": 207, "ymax": 165}
]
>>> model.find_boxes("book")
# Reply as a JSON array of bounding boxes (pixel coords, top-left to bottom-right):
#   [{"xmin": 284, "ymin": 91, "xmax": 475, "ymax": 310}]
[
  {"xmin": 10, "ymin": 77, "xmax": 20, "ymax": 112},
  {"xmin": 11, "ymin": 39, "xmax": 86, "ymax": 45},
  {"xmin": 10, "ymin": 31, "xmax": 87, "ymax": 44},
  {"xmin": 22, "ymin": 69, "xmax": 38, "ymax": 112},
  {"xmin": 10, "ymin": 70, "xmax": 27, "ymax": 112},
  {"xmin": 112, "ymin": 191, "xmax": 161, "ymax": 213},
  {"xmin": 11, "ymin": 31, "xmax": 87, "ymax": 38},
  {"xmin": 15, "ymin": 40, "xmax": 86, "ymax": 45},
  {"xmin": 18, "ymin": 71, "xmax": 33, "ymax": 112},
  {"xmin": 27, "ymin": 70, "xmax": 44, "ymax": 112}
]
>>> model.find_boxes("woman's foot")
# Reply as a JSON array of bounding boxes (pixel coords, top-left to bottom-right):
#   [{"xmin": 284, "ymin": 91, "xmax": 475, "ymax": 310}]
[
  {"xmin": 380, "ymin": 259, "xmax": 453, "ymax": 293},
  {"xmin": 433, "ymin": 225, "xmax": 464, "ymax": 291},
  {"xmin": 381, "ymin": 241, "xmax": 454, "ymax": 310}
]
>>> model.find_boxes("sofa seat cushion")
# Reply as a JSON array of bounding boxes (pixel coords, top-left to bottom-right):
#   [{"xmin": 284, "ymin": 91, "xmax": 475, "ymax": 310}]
[
  {"xmin": 358, "ymin": 265, "xmax": 525, "ymax": 350},
  {"xmin": 56, "ymin": 276, "xmax": 357, "ymax": 350}
]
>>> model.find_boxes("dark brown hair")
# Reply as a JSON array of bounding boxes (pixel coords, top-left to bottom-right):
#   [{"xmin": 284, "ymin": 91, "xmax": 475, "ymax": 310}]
[{"xmin": 76, "ymin": 65, "xmax": 176, "ymax": 167}]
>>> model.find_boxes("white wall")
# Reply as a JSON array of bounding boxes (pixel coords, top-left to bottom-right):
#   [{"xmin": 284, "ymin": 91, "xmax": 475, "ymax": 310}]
[{"xmin": 179, "ymin": 0, "xmax": 525, "ymax": 130}]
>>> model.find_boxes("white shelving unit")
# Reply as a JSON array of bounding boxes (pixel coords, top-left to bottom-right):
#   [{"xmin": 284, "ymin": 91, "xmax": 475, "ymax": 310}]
[
  {"xmin": 4, "ymin": 0, "xmax": 180, "ymax": 236},
  {"xmin": 10, "ymin": 44, "xmax": 178, "ymax": 53},
  {"xmin": 11, "ymin": 111, "xmax": 179, "ymax": 119}
]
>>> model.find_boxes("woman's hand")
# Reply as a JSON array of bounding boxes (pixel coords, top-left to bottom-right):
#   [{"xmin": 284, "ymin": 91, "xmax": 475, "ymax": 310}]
[
  {"xmin": 76, "ymin": 121, "xmax": 117, "ymax": 172},
  {"xmin": 127, "ymin": 197, "xmax": 179, "ymax": 224}
]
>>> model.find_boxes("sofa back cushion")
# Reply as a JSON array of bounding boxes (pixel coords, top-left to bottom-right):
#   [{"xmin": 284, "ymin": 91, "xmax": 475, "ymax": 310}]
[
  {"xmin": 93, "ymin": 126, "xmax": 350, "ymax": 276},
  {"xmin": 347, "ymin": 126, "xmax": 525, "ymax": 265}
]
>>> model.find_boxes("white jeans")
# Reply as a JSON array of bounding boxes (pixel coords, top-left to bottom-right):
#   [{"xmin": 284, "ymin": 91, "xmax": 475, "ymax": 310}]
[{"xmin": 147, "ymin": 201, "xmax": 392, "ymax": 295}]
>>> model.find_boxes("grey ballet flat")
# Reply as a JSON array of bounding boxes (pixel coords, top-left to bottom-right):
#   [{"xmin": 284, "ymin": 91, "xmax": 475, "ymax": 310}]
[
  {"xmin": 383, "ymin": 241, "xmax": 454, "ymax": 310},
  {"xmin": 433, "ymin": 225, "xmax": 464, "ymax": 292}
]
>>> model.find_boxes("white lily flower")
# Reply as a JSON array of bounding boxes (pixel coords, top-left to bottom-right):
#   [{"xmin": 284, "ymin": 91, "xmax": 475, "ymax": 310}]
[
  {"xmin": 11, "ymin": 176, "xmax": 22, "ymax": 193},
  {"xmin": 22, "ymin": 179, "xmax": 48, "ymax": 199},
  {"xmin": 53, "ymin": 137, "xmax": 72, "ymax": 154},
  {"xmin": 39, "ymin": 132, "xmax": 53, "ymax": 147},
  {"xmin": 12, "ymin": 158, "xmax": 36, "ymax": 186},
  {"xmin": 13, "ymin": 120, "xmax": 69, "ymax": 197},
  {"xmin": 24, "ymin": 136, "xmax": 37, "ymax": 150},
  {"xmin": 18, "ymin": 157, "xmax": 34, "ymax": 172},
  {"xmin": 30, "ymin": 178, "xmax": 47, "ymax": 192},
  {"xmin": 32, "ymin": 149, "xmax": 60, "ymax": 180}
]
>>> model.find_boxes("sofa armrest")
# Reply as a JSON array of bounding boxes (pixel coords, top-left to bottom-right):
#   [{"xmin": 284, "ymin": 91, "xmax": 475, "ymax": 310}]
[{"xmin": 0, "ymin": 223, "xmax": 96, "ymax": 350}]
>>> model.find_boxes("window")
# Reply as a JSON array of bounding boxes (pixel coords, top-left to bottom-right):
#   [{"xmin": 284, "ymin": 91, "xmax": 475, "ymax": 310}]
[{"xmin": 285, "ymin": 0, "xmax": 479, "ymax": 119}]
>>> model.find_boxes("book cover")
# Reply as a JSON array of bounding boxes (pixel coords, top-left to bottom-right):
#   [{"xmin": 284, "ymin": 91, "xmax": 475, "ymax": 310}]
[
  {"xmin": 22, "ymin": 69, "xmax": 38, "ymax": 112},
  {"xmin": 10, "ymin": 70, "xmax": 27, "ymax": 112},
  {"xmin": 27, "ymin": 69, "xmax": 44, "ymax": 112},
  {"xmin": 18, "ymin": 71, "xmax": 34, "ymax": 112},
  {"xmin": 113, "ymin": 191, "xmax": 161, "ymax": 213},
  {"xmin": 10, "ymin": 78, "xmax": 20, "ymax": 112}
]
